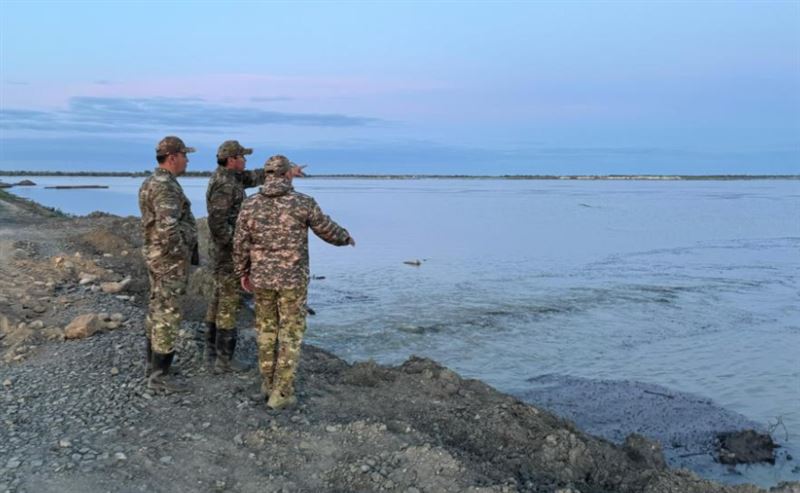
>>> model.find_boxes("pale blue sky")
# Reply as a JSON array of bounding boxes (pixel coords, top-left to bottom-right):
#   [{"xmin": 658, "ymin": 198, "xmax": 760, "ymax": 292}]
[{"xmin": 1, "ymin": 0, "xmax": 798, "ymax": 174}]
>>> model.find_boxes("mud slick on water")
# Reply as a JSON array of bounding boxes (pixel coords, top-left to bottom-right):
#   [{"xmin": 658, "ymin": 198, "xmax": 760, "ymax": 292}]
[{"xmin": 1, "ymin": 192, "xmax": 799, "ymax": 493}]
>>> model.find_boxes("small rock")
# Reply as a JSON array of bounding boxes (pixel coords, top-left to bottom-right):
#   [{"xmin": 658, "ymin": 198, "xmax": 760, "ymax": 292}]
[
  {"xmin": 79, "ymin": 273, "xmax": 98, "ymax": 285},
  {"xmin": 360, "ymin": 464, "xmax": 370, "ymax": 473},
  {"xmin": 159, "ymin": 456, "xmax": 173, "ymax": 464},
  {"xmin": 101, "ymin": 277, "xmax": 131, "ymax": 294},
  {"xmin": 64, "ymin": 313, "xmax": 104, "ymax": 339},
  {"xmin": 59, "ymin": 439, "xmax": 71, "ymax": 448},
  {"xmin": 6, "ymin": 458, "xmax": 21, "ymax": 468},
  {"xmin": 234, "ymin": 434, "xmax": 244, "ymax": 445},
  {"xmin": 110, "ymin": 313, "xmax": 125, "ymax": 322},
  {"xmin": 114, "ymin": 452, "xmax": 127, "ymax": 461},
  {"xmin": 29, "ymin": 320, "xmax": 45, "ymax": 330},
  {"xmin": 325, "ymin": 425, "xmax": 338, "ymax": 433},
  {"xmin": 3, "ymin": 378, "xmax": 12, "ymax": 387},
  {"xmin": 110, "ymin": 367, "xmax": 119, "ymax": 376}
]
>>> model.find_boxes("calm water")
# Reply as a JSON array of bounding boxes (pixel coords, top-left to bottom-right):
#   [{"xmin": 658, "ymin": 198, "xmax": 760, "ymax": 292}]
[{"xmin": 7, "ymin": 176, "xmax": 800, "ymax": 486}]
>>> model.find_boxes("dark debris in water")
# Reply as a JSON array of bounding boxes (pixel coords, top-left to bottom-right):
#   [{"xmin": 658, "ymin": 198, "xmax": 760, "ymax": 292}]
[{"xmin": 717, "ymin": 430, "xmax": 778, "ymax": 465}]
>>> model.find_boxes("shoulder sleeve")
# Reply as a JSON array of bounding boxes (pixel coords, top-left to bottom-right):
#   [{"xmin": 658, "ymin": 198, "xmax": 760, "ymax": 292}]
[
  {"xmin": 207, "ymin": 183, "xmax": 235, "ymax": 245},
  {"xmin": 242, "ymin": 169, "xmax": 266, "ymax": 188},
  {"xmin": 307, "ymin": 198, "xmax": 351, "ymax": 246},
  {"xmin": 151, "ymin": 182, "xmax": 186, "ymax": 255},
  {"xmin": 233, "ymin": 202, "xmax": 253, "ymax": 278}
]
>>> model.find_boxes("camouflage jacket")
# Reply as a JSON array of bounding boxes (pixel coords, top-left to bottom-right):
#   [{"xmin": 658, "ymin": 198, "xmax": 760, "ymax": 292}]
[
  {"xmin": 233, "ymin": 177, "xmax": 351, "ymax": 289},
  {"xmin": 206, "ymin": 167, "xmax": 265, "ymax": 262},
  {"xmin": 138, "ymin": 168, "xmax": 197, "ymax": 276}
]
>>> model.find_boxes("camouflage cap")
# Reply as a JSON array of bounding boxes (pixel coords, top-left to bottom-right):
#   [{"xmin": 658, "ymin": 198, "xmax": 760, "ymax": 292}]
[
  {"xmin": 264, "ymin": 154, "xmax": 294, "ymax": 175},
  {"xmin": 156, "ymin": 136, "xmax": 196, "ymax": 157},
  {"xmin": 216, "ymin": 140, "xmax": 254, "ymax": 160}
]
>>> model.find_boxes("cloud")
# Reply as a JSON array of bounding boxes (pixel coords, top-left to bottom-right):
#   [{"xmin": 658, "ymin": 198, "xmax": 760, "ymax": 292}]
[{"xmin": 0, "ymin": 96, "xmax": 382, "ymax": 134}]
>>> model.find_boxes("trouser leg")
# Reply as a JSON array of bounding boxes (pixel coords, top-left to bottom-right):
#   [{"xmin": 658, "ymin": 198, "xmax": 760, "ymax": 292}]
[
  {"xmin": 214, "ymin": 275, "xmax": 249, "ymax": 372},
  {"xmin": 254, "ymin": 289, "xmax": 279, "ymax": 393},
  {"xmin": 149, "ymin": 275, "xmax": 184, "ymax": 355},
  {"xmin": 144, "ymin": 270, "xmax": 156, "ymax": 376},
  {"xmin": 271, "ymin": 287, "xmax": 308, "ymax": 399},
  {"xmin": 204, "ymin": 279, "xmax": 219, "ymax": 361}
]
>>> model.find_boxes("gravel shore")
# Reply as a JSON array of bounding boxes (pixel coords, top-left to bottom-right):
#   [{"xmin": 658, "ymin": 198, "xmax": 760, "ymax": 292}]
[{"xmin": 1, "ymin": 191, "xmax": 798, "ymax": 493}]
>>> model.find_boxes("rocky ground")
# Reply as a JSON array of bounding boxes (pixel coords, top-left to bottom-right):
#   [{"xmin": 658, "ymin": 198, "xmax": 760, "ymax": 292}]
[{"xmin": 1, "ymin": 190, "xmax": 799, "ymax": 493}]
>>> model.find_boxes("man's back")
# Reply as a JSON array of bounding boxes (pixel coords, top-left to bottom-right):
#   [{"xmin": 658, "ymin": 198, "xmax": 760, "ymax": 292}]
[
  {"xmin": 206, "ymin": 167, "xmax": 265, "ymax": 252},
  {"xmin": 234, "ymin": 177, "xmax": 351, "ymax": 290}
]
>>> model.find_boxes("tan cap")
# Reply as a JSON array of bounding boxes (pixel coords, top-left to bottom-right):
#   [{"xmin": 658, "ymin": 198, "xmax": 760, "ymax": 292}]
[
  {"xmin": 264, "ymin": 154, "xmax": 294, "ymax": 175},
  {"xmin": 156, "ymin": 136, "xmax": 196, "ymax": 157}
]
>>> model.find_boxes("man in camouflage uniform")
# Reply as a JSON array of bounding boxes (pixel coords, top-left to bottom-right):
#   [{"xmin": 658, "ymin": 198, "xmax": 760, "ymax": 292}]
[
  {"xmin": 233, "ymin": 155, "xmax": 355, "ymax": 410},
  {"xmin": 205, "ymin": 140, "xmax": 305, "ymax": 371},
  {"xmin": 138, "ymin": 136, "xmax": 198, "ymax": 392}
]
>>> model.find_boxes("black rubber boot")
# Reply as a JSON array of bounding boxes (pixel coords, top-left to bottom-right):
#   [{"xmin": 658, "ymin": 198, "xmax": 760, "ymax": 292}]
[
  {"xmin": 214, "ymin": 329, "xmax": 250, "ymax": 373},
  {"xmin": 148, "ymin": 351, "xmax": 190, "ymax": 393},
  {"xmin": 144, "ymin": 338, "xmax": 153, "ymax": 377},
  {"xmin": 205, "ymin": 321, "xmax": 217, "ymax": 365}
]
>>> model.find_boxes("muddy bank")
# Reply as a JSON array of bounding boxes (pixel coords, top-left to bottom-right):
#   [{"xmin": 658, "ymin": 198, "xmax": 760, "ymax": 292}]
[
  {"xmin": 1, "ymin": 194, "xmax": 799, "ymax": 493},
  {"xmin": 519, "ymin": 375, "xmax": 794, "ymax": 482}
]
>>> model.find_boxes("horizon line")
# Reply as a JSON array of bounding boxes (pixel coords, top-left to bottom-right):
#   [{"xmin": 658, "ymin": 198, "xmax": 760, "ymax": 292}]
[{"xmin": 1, "ymin": 171, "xmax": 799, "ymax": 181}]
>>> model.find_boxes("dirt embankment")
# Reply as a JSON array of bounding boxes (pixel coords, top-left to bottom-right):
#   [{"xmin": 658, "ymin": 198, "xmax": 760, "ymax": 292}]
[{"xmin": 1, "ymin": 193, "xmax": 798, "ymax": 493}]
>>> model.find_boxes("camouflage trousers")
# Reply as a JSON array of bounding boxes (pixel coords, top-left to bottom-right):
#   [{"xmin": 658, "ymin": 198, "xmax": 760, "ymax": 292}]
[
  {"xmin": 204, "ymin": 268, "xmax": 241, "ymax": 331},
  {"xmin": 253, "ymin": 286, "xmax": 307, "ymax": 397},
  {"xmin": 146, "ymin": 268, "xmax": 187, "ymax": 354}
]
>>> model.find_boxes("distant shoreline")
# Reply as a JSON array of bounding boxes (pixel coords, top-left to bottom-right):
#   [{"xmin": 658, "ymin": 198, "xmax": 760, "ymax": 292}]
[{"xmin": 1, "ymin": 171, "xmax": 798, "ymax": 180}]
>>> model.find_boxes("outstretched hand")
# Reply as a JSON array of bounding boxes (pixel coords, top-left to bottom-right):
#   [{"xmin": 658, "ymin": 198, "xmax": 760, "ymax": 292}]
[{"xmin": 290, "ymin": 165, "xmax": 307, "ymax": 178}]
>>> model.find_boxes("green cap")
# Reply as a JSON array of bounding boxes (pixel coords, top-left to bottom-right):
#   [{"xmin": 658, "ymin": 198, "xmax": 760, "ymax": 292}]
[
  {"xmin": 216, "ymin": 140, "xmax": 254, "ymax": 160},
  {"xmin": 156, "ymin": 136, "xmax": 196, "ymax": 157}
]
